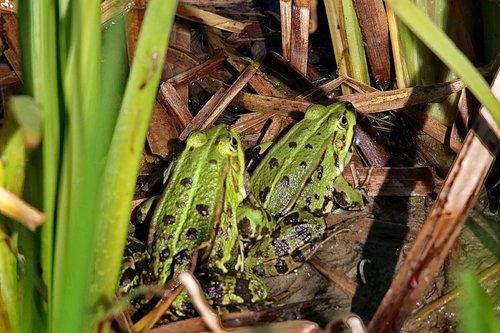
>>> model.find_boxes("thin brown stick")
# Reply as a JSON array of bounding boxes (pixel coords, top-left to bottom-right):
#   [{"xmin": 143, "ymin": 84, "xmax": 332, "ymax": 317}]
[
  {"xmin": 309, "ymin": 255, "xmax": 356, "ymax": 297},
  {"xmin": 167, "ymin": 53, "xmax": 225, "ymax": 87},
  {"xmin": 176, "ymin": 3, "xmax": 250, "ymax": 33},
  {"xmin": 280, "ymin": 0, "xmax": 292, "ymax": 60},
  {"xmin": 290, "ymin": 0, "xmax": 310, "ymax": 74},
  {"xmin": 199, "ymin": 59, "xmax": 263, "ymax": 131},
  {"xmin": 158, "ymin": 81, "xmax": 193, "ymax": 129},
  {"xmin": 231, "ymin": 112, "xmax": 274, "ymax": 133},
  {"xmin": 231, "ymin": 80, "xmax": 466, "ymax": 116},
  {"xmin": 343, "ymin": 167, "xmax": 433, "ymax": 197},
  {"xmin": 333, "ymin": 80, "xmax": 466, "ymax": 114},
  {"xmin": 179, "ymin": 88, "xmax": 226, "ymax": 140}
]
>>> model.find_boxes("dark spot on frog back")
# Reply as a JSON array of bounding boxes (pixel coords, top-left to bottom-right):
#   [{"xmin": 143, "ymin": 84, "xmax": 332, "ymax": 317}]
[
  {"xmin": 305, "ymin": 143, "xmax": 313, "ymax": 149},
  {"xmin": 269, "ymin": 158, "xmax": 279, "ymax": 169},
  {"xmin": 280, "ymin": 176, "xmax": 290, "ymax": 187},
  {"xmin": 317, "ymin": 165, "xmax": 323, "ymax": 180},
  {"xmin": 239, "ymin": 216, "xmax": 251, "ymax": 235},
  {"xmin": 289, "ymin": 142, "xmax": 297, "ymax": 148},
  {"xmin": 186, "ymin": 228, "xmax": 198, "ymax": 240},
  {"xmin": 163, "ymin": 214, "xmax": 176, "ymax": 225},
  {"xmin": 259, "ymin": 186, "xmax": 270, "ymax": 203},
  {"xmin": 291, "ymin": 248, "xmax": 306, "ymax": 263},
  {"xmin": 283, "ymin": 212, "xmax": 300, "ymax": 224},
  {"xmin": 272, "ymin": 237, "xmax": 290, "ymax": 257},
  {"xmin": 173, "ymin": 249, "xmax": 190, "ymax": 265},
  {"xmin": 196, "ymin": 204, "xmax": 209, "ymax": 216},
  {"xmin": 181, "ymin": 301, "xmax": 196, "ymax": 315},
  {"xmin": 252, "ymin": 264, "xmax": 266, "ymax": 277},
  {"xmin": 159, "ymin": 247, "xmax": 170, "ymax": 261},
  {"xmin": 293, "ymin": 224, "xmax": 312, "ymax": 243},
  {"xmin": 209, "ymin": 159, "xmax": 217, "ymax": 166},
  {"xmin": 271, "ymin": 226, "xmax": 281, "ymax": 239},
  {"xmin": 300, "ymin": 161, "xmax": 307, "ymax": 169},
  {"xmin": 205, "ymin": 280, "xmax": 224, "ymax": 303},
  {"xmin": 181, "ymin": 178, "xmax": 192, "ymax": 189},
  {"xmin": 234, "ymin": 278, "xmax": 253, "ymax": 303}
]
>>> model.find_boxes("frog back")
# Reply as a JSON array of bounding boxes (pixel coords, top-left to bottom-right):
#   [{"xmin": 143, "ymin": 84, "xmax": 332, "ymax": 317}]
[
  {"xmin": 250, "ymin": 103, "xmax": 353, "ymax": 216},
  {"xmin": 150, "ymin": 125, "xmax": 246, "ymax": 284}
]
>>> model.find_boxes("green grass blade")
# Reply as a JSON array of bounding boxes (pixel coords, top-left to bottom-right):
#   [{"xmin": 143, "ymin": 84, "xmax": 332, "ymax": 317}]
[
  {"xmin": 92, "ymin": 0, "xmax": 178, "ymax": 320},
  {"xmin": 51, "ymin": 0, "xmax": 110, "ymax": 331},
  {"xmin": 17, "ymin": 0, "xmax": 61, "ymax": 331},
  {"xmin": 0, "ymin": 100, "xmax": 27, "ymax": 333},
  {"xmin": 385, "ymin": 0, "xmax": 500, "ymax": 125},
  {"xmin": 0, "ymin": 228, "xmax": 18, "ymax": 332},
  {"xmin": 324, "ymin": 0, "xmax": 370, "ymax": 91},
  {"xmin": 457, "ymin": 271, "xmax": 499, "ymax": 333}
]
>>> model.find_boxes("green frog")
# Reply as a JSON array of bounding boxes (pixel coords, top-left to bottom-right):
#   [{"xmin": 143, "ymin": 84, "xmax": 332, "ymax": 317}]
[
  {"xmin": 148, "ymin": 124, "xmax": 248, "ymax": 286},
  {"xmin": 239, "ymin": 102, "xmax": 364, "ymax": 277},
  {"xmin": 121, "ymin": 124, "xmax": 267, "ymax": 316}
]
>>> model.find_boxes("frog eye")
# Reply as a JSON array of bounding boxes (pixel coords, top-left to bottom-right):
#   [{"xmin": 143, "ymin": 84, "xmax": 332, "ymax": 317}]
[
  {"xmin": 231, "ymin": 136, "xmax": 239, "ymax": 147},
  {"xmin": 229, "ymin": 136, "xmax": 239, "ymax": 152},
  {"xmin": 337, "ymin": 114, "xmax": 348, "ymax": 130},
  {"xmin": 186, "ymin": 131, "xmax": 208, "ymax": 148},
  {"xmin": 218, "ymin": 135, "xmax": 239, "ymax": 154}
]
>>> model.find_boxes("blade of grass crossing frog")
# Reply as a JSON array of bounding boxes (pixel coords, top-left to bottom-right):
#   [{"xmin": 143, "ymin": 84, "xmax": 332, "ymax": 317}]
[{"xmin": 92, "ymin": 0, "xmax": 178, "ymax": 328}]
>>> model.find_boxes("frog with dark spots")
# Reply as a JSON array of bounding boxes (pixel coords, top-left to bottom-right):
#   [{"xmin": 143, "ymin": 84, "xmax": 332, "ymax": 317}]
[
  {"xmin": 148, "ymin": 125, "xmax": 250, "ymax": 285},
  {"xmin": 121, "ymin": 125, "xmax": 268, "ymax": 315},
  {"xmin": 240, "ymin": 102, "xmax": 364, "ymax": 277}
]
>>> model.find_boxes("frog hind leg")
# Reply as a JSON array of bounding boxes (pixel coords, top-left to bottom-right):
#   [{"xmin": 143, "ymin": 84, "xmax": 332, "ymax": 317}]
[
  {"xmin": 168, "ymin": 271, "xmax": 268, "ymax": 318},
  {"xmin": 244, "ymin": 211, "xmax": 326, "ymax": 277},
  {"xmin": 119, "ymin": 236, "xmax": 150, "ymax": 293},
  {"xmin": 201, "ymin": 271, "xmax": 268, "ymax": 306}
]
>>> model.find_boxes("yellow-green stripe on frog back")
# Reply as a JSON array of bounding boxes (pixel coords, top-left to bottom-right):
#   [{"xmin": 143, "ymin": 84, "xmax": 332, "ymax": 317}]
[{"xmin": 149, "ymin": 125, "xmax": 247, "ymax": 286}]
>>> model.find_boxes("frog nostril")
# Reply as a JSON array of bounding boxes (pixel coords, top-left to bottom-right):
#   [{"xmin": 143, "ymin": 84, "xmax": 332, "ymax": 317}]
[{"xmin": 344, "ymin": 102, "xmax": 355, "ymax": 111}]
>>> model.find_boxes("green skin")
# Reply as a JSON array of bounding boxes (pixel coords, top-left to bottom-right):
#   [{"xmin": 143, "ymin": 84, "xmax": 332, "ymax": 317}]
[
  {"xmin": 148, "ymin": 124, "xmax": 248, "ymax": 286},
  {"xmin": 121, "ymin": 124, "xmax": 268, "ymax": 315},
  {"xmin": 239, "ymin": 102, "xmax": 364, "ymax": 278},
  {"xmin": 141, "ymin": 124, "xmax": 268, "ymax": 315}
]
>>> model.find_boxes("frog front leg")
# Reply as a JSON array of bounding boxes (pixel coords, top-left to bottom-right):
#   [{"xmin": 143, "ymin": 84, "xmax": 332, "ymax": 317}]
[
  {"xmin": 236, "ymin": 199, "xmax": 274, "ymax": 242},
  {"xmin": 332, "ymin": 175, "xmax": 365, "ymax": 210},
  {"xmin": 244, "ymin": 211, "xmax": 325, "ymax": 277}
]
